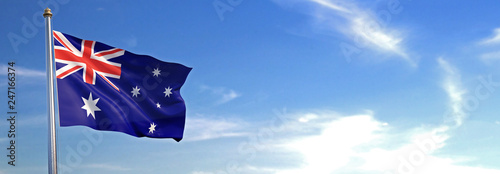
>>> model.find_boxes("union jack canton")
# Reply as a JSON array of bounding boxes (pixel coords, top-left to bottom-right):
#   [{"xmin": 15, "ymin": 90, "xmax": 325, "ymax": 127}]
[{"xmin": 53, "ymin": 31, "xmax": 191, "ymax": 141}]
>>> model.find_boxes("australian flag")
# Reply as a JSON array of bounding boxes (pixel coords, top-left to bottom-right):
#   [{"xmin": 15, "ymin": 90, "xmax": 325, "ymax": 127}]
[{"xmin": 53, "ymin": 31, "xmax": 191, "ymax": 141}]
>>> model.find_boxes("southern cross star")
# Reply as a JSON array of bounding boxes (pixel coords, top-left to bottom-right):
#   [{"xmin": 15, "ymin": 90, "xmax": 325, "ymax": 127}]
[
  {"xmin": 152, "ymin": 68, "xmax": 161, "ymax": 77},
  {"xmin": 81, "ymin": 92, "xmax": 101, "ymax": 119},
  {"xmin": 164, "ymin": 86, "xmax": 172, "ymax": 97},
  {"xmin": 131, "ymin": 86, "xmax": 140, "ymax": 97},
  {"xmin": 149, "ymin": 122, "xmax": 157, "ymax": 133}
]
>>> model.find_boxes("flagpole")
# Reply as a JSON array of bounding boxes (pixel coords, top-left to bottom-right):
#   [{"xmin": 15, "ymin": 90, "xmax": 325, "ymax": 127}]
[{"xmin": 43, "ymin": 8, "xmax": 58, "ymax": 174}]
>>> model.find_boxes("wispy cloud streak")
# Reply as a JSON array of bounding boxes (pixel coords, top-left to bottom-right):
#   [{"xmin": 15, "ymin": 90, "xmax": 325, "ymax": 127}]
[
  {"xmin": 184, "ymin": 116, "xmax": 248, "ymax": 141},
  {"xmin": 479, "ymin": 28, "xmax": 500, "ymax": 45},
  {"xmin": 477, "ymin": 28, "xmax": 500, "ymax": 62},
  {"xmin": 438, "ymin": 58, "xmax": 467, "ymax": 127},
  {"xmin": 0, "ymin": 65, "xmax": 45, "ymax": 77},
  {"xmin": 200, "ymin": 85, "xmax": 241, "ymax": 105},
  {"xmin": 80, "ymin": 163, "xmax": 132, "ymax": 171},
  {"xmin": 273, "ymin": 0, "xmax": 414, "ymax": 66}
]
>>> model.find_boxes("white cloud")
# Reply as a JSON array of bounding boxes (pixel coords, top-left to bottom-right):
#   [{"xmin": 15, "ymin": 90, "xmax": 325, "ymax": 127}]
[
  {"xmin": 438, "ymin": 58, "xmax": 467, "ymax": 127},
  {"xmin": 220, "ymin": 89, "xmax": 240, "ymax": 104},
  {"xmin": 479, "ymin": 28, "xmax": 500, "ymax": 45},
  {"xmin": 310, "ymin": 0, "xmax": 351, "ymax": 13},
  {"xmin": 410, "ymin": 158, "xmax": 500, "ymax": 174},
  {"xmin": 347, "ymin": 13, "xmax": 409, "ymax": 61},
  {"xmin": 80, "ymin": 163, "xmax": 131, "ymax": 171},
  {"xmin": 273, "ymin": 0, "xmax": 415, "ymax": 66},
  {"xmin": 19, "ymin": 114, "xmax": 46, "ymax": 126},
  {"xmin": 192, "ymin": 172, "xmax": 215, "ymax": 174},
  {"xmin": 184, "ymin": 116, "xmax": 248, "ymax": 141},
  {"xmin": 200, "ymin": 85, "xmax": 241, "ymax": 104},
  {"xmin": 477, "ymin": 28, "xmax": 500, "ymax": 63},
  {"xmin": 276, "ymin": 113, "xmax": 387, "ymax": 174},
  {"xmin": 269, "ymin": 111, "xmax": 437, "ymax": 174},
  {"xmin": 193, "ymin": 108, "xmax": 500, "ymax": 174},
  {"xmin": 257, "ymin": 110, "xmax": 499, "ymax": 174},
  {"xmin": 0, "ymin": 65, "xmax": 45, "ymax": 77},
  {"xmin": 480, "ymin": 51, "xmax": 500, "ymax": 60}
]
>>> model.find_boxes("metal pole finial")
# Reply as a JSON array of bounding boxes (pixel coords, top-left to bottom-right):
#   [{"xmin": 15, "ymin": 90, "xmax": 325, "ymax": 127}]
[{"xmin": 43, "ymin": 8, "xmax": 52, "ymax": 18}]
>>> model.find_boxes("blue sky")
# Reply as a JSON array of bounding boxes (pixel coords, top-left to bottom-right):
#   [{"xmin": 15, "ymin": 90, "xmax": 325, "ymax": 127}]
[{"xmin": 2, "ymin": 0, "xmax": 500, "ymax": 173}]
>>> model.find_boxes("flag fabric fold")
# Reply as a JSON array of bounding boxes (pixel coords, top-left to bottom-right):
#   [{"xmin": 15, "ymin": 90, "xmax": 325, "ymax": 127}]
[{"xmin": 53, "ymin": 31, "xmax": 191, "ymax": 141}]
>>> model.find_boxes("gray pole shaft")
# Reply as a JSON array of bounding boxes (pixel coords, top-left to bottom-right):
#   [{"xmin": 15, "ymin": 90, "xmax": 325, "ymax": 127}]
[{"xmin": 44, "ymin": 9, "xmax": 58, "ymax": 174}]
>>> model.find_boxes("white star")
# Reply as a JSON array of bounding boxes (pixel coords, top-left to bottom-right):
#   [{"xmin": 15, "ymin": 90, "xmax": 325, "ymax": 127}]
[
  {"xmin": 164, "ymin": 86, "xmax": 173, "ymax": 97},
  {"xmin": 149, "ymin": 122, "xmax": 157, "ymax": 133},
  {"xmin": 81, "ymin": 93, "xmax": 101, "ymax": 119},
  {"xmin": 152, "ymin": 68, "xmax": 161, "ymax": 77},
  {"xmin": 156, "ymin": 102, "xmax": 161, "ymax": 108},
  {"xmin": 131, "ymin": 86, "xmax": 140, "ymax": 97}
]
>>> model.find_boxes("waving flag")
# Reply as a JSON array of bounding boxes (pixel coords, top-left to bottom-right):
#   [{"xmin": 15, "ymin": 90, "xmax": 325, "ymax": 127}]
[{"xmin": 53, "ymin": 31, "xmax": 191, "ymax": 141}]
